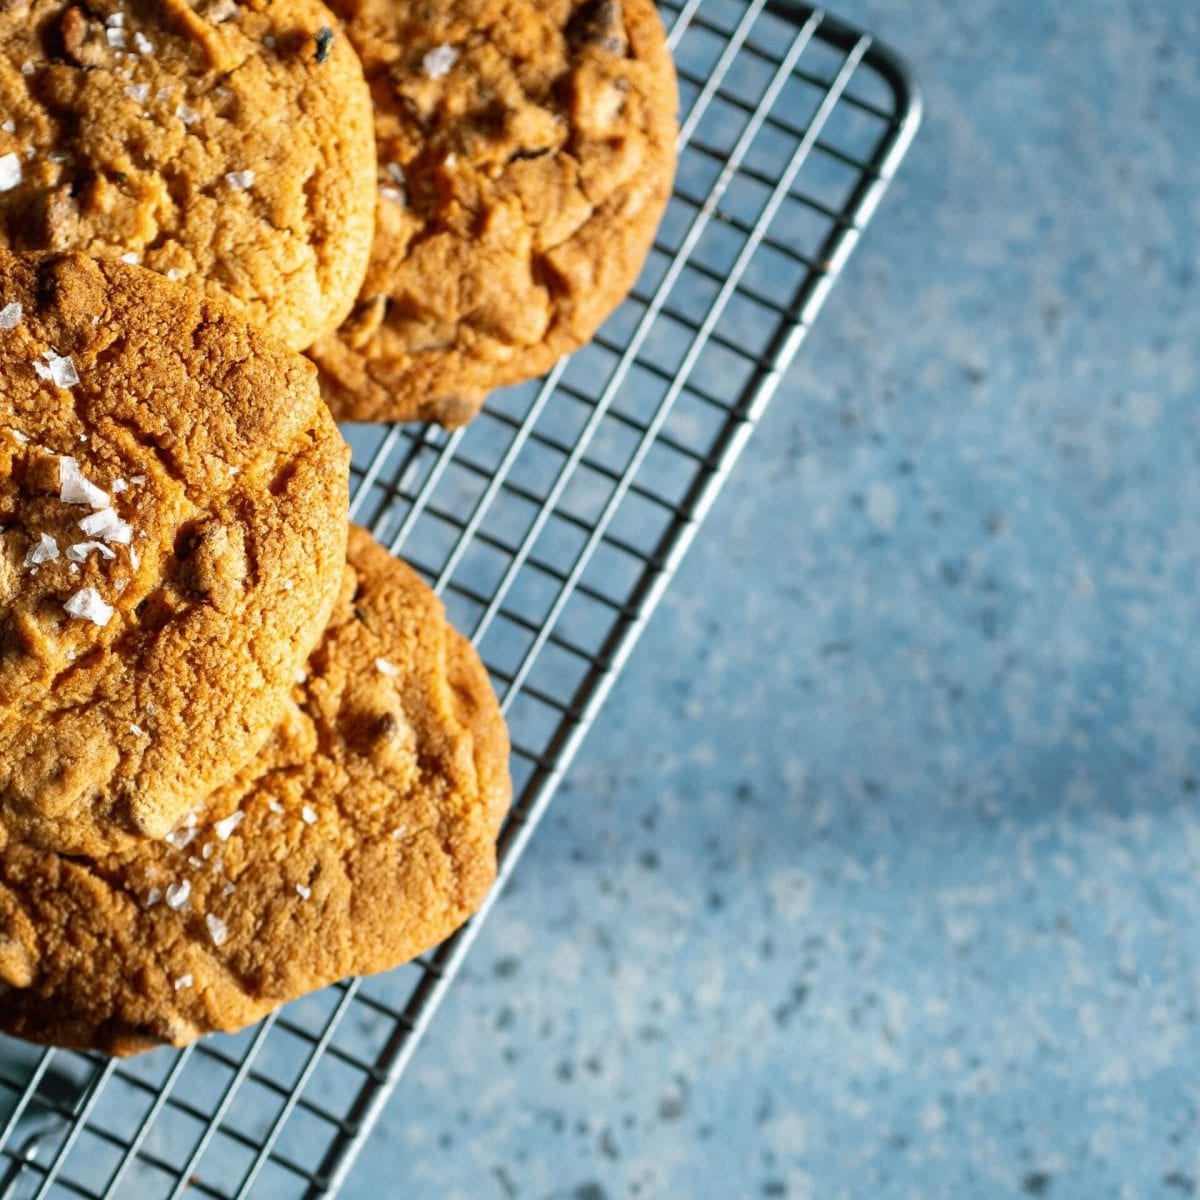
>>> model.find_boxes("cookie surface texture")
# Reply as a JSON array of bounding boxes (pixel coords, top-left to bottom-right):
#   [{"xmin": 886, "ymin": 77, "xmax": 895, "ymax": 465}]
[
  {"xmin": 309, "ymin": 0, "xmax": 678, "ymax": 426},
  {"xmin": 0, "ymin": 526, "xmax": 511, "ymax": 1055},
  {"xmin": 0, "ymin": 250, "xmax": 349, "ymax": 854},
  {"xmin": 0, "ymin": 0, "xmax": 376, "ymax": 350}
]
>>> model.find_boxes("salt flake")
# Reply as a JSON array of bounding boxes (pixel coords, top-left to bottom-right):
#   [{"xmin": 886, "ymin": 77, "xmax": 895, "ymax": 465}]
[
  {"xmin": 130, "ymin": 722, "xmax": 146, "ymax": 736},
  {"xmin": 205, "ymin": 913, "xmax": 228, "ymax": 947},
  {"xmin": 176, "ymin": 104, "xmax": 198, "ymax": 126},
  {"xmin": 64, "ymin": 587, "xmax": 113, "ymax": 626},
  {"xmin": 225, "ymin": 169, "xmax": 255, "ymax": 191},
  {"xmin": 23, "ymin": 533, "xmax": 58, "ymax": 568},
  {"xmin": 375, "ymin": 657, "xmax": 400, "ymax": 678},
  {"xmin": 60, "ymin": 457, "xmax": 109, "ymax": 508},
  {"xmin": 301, "ymin": 805, "xmax": 317, "ymax": 825},
  {"xmin": 0, "ymin": 301, "xmax": 22, "ymax": 329},
  {"xmin": 133, "ymin": 31, "xmax": 154, "ymax": 54},
  {"xmin": 423, "ymin": 44, "xmax": 458, "ymax": 79},
  {"xmin": 66, "ymin": 540, "xmax": 116, "ymax": 562},
  {"xmin": 124, "ymin": 83, "xmax": 150, "ymax": 103},
  {"xmin": 145, "ymin": 887, "xmax": 162, "ymax": 907},
  {"xmin": 213, "ymin": 810, "xmax": 244, "ymax": 842},
  {"xmin": 35, "ymin": 352, "xmax": 79, "ymax": 388},
  {"xmin": 165, "ymin": 826, "xmax": 198, "ymax": 850},
  {"xmin": 295, "ymin": 884, "xmax": 311, "ymax": 900},
  {"xmin": 78, "ymin": 507, "xmax": 133, "ymax": 544},
  {"xmin": 165, "ymin": 880, "xmax": 191, "ymax": 909},
  {"xmin": 174, "ymin": 974, "xmax": 193, "ymax": 991}
]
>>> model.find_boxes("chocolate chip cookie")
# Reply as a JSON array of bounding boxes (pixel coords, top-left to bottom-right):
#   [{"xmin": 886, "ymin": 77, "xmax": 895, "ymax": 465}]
[
  {"xmin": 0, "ymin": 250, "xmax": 349, "ymax": 855},
  {"xmin": 0, "ymin": 0, "xmax": 376, "ymax": 350},
  {"xmin": 309, "ymin": 0, "xmax": 678, "ymax": 425},
  {"xmin": 0, "ymin": 526, "xmax": 510, "ymax": 1055}
]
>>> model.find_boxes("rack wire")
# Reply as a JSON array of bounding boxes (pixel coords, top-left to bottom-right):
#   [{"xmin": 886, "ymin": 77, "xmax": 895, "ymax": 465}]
[{"xmin": 0, "ymin": 3, "xmax": 919, "ymax": 1195}]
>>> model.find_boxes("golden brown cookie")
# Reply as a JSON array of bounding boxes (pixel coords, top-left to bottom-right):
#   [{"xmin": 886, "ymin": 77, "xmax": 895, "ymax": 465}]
[
  {"xmin": 0, "ymin": 526, "xmax": 511, "ymax": 1056},
  {"xmin": 0, "ymin": 0, "xmax": 376, "ymax": 351},
  {"xmin": 308, "ymin": 0, "xmax": 678, "ymax": 426},
  {"xmin": 0, "ymin": 250, "xmax": 349, "ymax": 855}
]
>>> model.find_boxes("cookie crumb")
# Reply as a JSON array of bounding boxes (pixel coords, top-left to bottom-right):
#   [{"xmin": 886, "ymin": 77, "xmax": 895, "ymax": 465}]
[
  {"xmin": 422, "ymin": 43, "xmax": 458, "ymax": 79},
  {"xmin": 0, "ymin": 301, "xmax": 22, "ymax": 328},
  {"xmin": 205, "ymin": 913, "xmax": 228, "ymax": 947},
  {"xmin": 64, "ymin": 586, "xmax": 113, "ymax": 626},
  {"xmin": 22, "ymin": 533, "xmax": 59, "ymax": 568}
]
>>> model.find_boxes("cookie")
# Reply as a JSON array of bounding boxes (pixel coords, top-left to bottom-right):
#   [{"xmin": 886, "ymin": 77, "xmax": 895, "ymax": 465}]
[
  {"xmin": 0, "ymin": 250, "xmax": 349, "ymax": 854},
  {"xmin": 0, "ymin": 526, "xmax": 511, "ymax": 1055},
  {"xmin": 308, "ymin": 0, "xmax": 678, "ymax": 426},
  {"xmin": 0, "ymin": 0, "xmax": 376, "ymax": 351}
]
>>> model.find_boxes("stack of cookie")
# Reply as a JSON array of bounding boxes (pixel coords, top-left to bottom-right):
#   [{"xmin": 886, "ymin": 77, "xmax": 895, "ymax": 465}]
[{"xmin": 0, "ymin": 0, "xmax": 676, "ymax": 1055}]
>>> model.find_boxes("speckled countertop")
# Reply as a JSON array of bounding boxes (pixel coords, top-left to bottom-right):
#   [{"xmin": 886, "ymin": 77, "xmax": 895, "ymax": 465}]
[{"xmin": 348, "ymin": 2, "xmax": 1200, "ymax": 1197}]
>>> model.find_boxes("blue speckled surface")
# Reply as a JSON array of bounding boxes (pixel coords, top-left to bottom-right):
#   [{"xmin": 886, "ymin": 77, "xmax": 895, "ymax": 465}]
[{"xmin": 347, "ymin": 3, "xmax": 1200, "ymax": 1197}]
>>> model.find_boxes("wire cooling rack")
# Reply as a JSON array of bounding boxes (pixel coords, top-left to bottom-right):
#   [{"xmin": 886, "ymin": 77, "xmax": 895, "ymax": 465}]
[{"xmin": 0, "ymin": 3, "xmax": 919, "ymax": 1195}]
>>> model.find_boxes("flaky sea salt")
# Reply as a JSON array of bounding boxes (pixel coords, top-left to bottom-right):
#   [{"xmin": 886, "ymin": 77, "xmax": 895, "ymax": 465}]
[
  {"xmin": 130, "ymin": 722, "xmax": 146, "ymax": 736},
  {"xmin": 380, "ymin": 186, "xmax": 406, "ymax": 205},
  {"xmin": 301, "ymin": 805, "xmax": 317, "ymax": 825},
  {"xmin": 423, "ymin": 44, "xmax": 458, "ymax": 79},
  {"xmin": 34, "ymin": 352, "xmax": 79, "ymax": 388},
  {"xmin": 145, "ymin": 887, "xmax": 162, "ymax": 907},
  {"xmin": 119, "ymin": 251, "xmax": 139, "ymax": 264},
  {"xmin": 23, "ymin": 533, "xmax": 58, "ymax": 568},
  {"xmin": 214, "ymin": 811, "xmax": 244, "ymax": 842},
  {"xmin": 166, "ymin": 267, "xmax": 184, "ymax": 281},
  {"xmin": 225, "ymin": 169, "xmax": 255, "ymax": 191},
  {"xmin": 174, "ymin": 974, "xmax": 192, "ymax": 991},
  {"xmin": 8, "ymin": 429, "xmax": 27, "ymax": 444},
  {"xmin": 176, "ymin": 104, "xmax": 198, "ymax": 125},
  {"xmin": 0, "ymin": 301, "xmax": 22, "ymax": 329},
  {"xmin": 64, "ymin": 587, "xmax": 113, "ymax": 626},
  {"xmin": 112, "ymin": 478, "xmax": 128, "ymax": 493},
  {"xmin": 124, "ymin": 83, "xmax": 150, "ymax": 103},
  {"xmin": 205, "ymin": 913, "xmax": 228, "ymax": 947},
  {"xmin": 268, "ymin": 798, "xmax": 285, "ymax": 814},
  {"xmin": 375, "ymin": 657, "xmax": 399, "ymax": 678},
  {"xmin": 66, "ymin": 540, "xmax": 116, "ymax": 562},
  {"xmin": 165, "ymin": 880, "xmax": 191, "ymax": 910},
  {"xmin": 295, "ymin": 884, "xmax": 311, "ymax": 900},
  {"xmin": 60, "ymin": 457, "xmax": 109, "ymax": 508},
  {"xmin": 165, "ymin": 826, "xmax": 197, "ymax": 850},
  {"xmin": 78, "ymin": 507, "xmax": 133, "ymax": 544},
  {"xmin": 133, "ymin": 31, "xmax": 154, "ymax": 54}
]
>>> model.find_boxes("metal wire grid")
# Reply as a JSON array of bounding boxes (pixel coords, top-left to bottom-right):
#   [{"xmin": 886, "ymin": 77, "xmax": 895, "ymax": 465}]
[{"xmin": 0, "ymin": 4, "xmax": 919, "ymax": 1196}]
